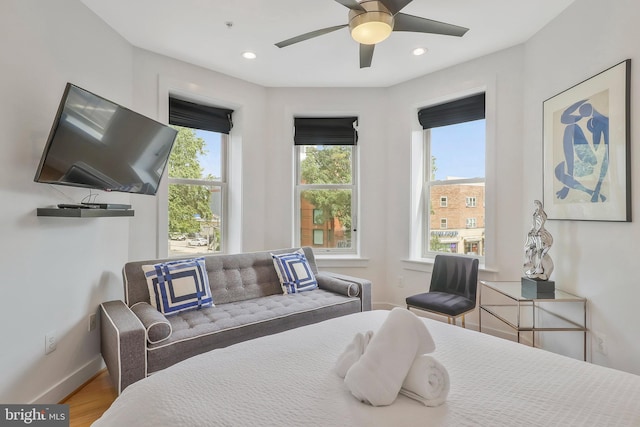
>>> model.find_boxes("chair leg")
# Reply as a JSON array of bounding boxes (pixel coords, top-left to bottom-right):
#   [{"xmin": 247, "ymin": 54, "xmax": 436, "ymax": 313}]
[{"xmin": 461, "ymin": 315, "xmax": 466, "ymax": 328}]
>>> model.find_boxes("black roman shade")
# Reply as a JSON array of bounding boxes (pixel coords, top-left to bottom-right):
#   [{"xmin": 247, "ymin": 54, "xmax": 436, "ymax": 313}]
[
  {"xmin": 294, "ymin": 117, "xmax": 358, "ymax": 145},
  {"xmin": 169, "ymin": 97, "xmax": 234, "ymax": 134},
  {"xmin": 418, "ymin": 93, "xmax": 485, "ymax": 129}
]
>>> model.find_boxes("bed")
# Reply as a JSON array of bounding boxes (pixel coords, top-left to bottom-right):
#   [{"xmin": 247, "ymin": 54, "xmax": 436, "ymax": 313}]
[{"xmin": 93, "ymin": 310, "xmax": 640, "ymax": 426}]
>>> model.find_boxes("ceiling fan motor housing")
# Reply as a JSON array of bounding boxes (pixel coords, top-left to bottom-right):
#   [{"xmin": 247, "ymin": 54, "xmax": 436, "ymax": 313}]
[{"xmin": 349, "ymin": 1, "xmax": 394, "ymax": 45}]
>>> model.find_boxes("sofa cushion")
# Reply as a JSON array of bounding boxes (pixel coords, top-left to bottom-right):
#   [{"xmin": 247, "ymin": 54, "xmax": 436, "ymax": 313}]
[
  {"xmin": 272, "ymin": 249, "xmax": 318, "ymax": 294},
  {"xmin": 142, "ymin": 257, "xmax": 214, "ymax": 316},
  {"xmin": 131, "ymin": 302, "xmax": 172, "ymax": 344}
]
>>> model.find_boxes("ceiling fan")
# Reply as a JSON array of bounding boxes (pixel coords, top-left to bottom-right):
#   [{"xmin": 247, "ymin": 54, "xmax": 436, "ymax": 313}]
[{"xmin": 275, "ymin": 0, "xmax": 469, "ymax": 68}]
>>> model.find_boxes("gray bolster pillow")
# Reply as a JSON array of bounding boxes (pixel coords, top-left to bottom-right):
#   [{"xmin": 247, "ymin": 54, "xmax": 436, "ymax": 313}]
[
  {"xmin": 131, "ymin": 302, "xmax": 172, "ymax": 344},
  {"xmin": 316, "ymin": 273, "xmax": 360, "ymax": 297}
]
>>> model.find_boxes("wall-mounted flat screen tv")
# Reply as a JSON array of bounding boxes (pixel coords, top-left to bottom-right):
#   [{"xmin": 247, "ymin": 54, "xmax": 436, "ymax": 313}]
[{"xmin": 34, "ymin": 83, "xmax": 177, "ymax": 195}]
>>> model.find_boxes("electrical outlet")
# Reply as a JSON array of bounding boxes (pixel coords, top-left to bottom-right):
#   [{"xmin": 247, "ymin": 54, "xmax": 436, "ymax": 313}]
[
  {"xmin": 45, "ymin": 331, "xmax": 57, "ymax": 355},
  {"xmin": 88, "ymin": 313, "xmax": 97, "ymax": 332},
  {"xmin": 593, "ymin": 331, "xmax": 608, "ymax": 356}
]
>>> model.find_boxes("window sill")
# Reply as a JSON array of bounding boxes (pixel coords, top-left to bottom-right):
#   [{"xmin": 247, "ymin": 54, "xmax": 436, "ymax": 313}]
[
  {"xmin": 402, "ymin": 258, "xmax": 497, "ymax": 273},
  {"xmin": 316, "ymin": 256, "xmax": 370, "ymax": 269}
]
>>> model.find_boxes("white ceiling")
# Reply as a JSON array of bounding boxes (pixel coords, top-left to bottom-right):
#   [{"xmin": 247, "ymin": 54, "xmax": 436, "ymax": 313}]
[{"xmin": 81, "ymin": 0, "xmax": 575, "ymax": 88}]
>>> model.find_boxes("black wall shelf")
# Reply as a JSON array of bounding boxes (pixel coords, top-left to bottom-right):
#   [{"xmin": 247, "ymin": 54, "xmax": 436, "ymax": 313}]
[{"xmin": 37, "ymin": 208, "xmax": 135, "ymax": 218}]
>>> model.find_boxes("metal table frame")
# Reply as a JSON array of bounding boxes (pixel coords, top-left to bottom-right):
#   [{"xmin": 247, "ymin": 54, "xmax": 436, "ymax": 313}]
[{"xmin": 479, "ymin": 280, "xmax": 587, "ymax": 361}]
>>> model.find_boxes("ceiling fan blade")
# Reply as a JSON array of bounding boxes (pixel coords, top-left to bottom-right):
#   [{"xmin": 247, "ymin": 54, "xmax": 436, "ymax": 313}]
[
  {"xmin": 360, "ymin": 43, "xmax": 375, "ymax": 68},
  {"xmin": 380, "ymin": 0, "xmax": 413, "ymax": 15},
  {"xmin": 393, "ymin": 13, "xmax": 469, "ymax": 37},
  {"xmin": 334, "ymin": 0, "xmax": 366, "ymax": 11},
  {"xmin": 275, "ymin": 24, "xmax": 348, "ymax": 48}
]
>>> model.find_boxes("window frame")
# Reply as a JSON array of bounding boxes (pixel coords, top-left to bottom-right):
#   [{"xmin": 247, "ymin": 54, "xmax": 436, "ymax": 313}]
[
  {"xmin": 294, "ymin": 144, "xmax": 359, "ymax": 255},
  {"xmin": 466, "ymin": 196, "xmax": 477, "ymax": 207}
]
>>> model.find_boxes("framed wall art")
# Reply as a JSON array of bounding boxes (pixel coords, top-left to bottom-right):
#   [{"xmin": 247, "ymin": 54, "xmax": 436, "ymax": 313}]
[{"xmin": 543, "ymin": 59, "xmax": 631, "ymax": 221}]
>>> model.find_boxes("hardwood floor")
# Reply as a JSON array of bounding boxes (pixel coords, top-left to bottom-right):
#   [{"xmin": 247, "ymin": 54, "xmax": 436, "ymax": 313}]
[{"xmin": 61, "ymin": 370, "xmax": 117, "ymax": 427}]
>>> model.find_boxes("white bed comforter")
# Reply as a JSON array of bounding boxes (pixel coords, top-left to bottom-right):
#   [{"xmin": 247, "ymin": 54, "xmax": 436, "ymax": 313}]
[{"xmin": 93, "ymin": 310, "xmax": 640, "ymax": 427}]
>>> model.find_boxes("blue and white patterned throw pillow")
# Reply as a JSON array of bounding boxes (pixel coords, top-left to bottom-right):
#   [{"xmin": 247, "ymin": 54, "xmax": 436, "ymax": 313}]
[
  {"xmin": 271, "ymin": 249, "xmax": 318, "ymax": 294},
  {"xmin": 142, "ymin": 257, "xmax": 214, "ymax": 316}
]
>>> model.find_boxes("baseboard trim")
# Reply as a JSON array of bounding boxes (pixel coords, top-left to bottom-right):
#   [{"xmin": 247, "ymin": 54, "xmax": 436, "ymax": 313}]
[{"xmin": 30, "ymin": 356, "xmax": 104, "ymax": 404}]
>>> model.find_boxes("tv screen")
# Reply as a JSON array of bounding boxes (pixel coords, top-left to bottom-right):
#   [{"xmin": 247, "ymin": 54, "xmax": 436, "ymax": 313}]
[{"xmin": 34, "ymin": 83, "xmax": 177, "ymax": 195}]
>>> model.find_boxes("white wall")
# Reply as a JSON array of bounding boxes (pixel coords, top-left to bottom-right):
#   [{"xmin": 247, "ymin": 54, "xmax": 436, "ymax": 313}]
[
  {"xmin": 0, "ymin": 0, "xmax": 134, "ymax": 403},
  {"xmin": 521, "ymin": 0, "xmax": 640, "ymax": 374},
  {"xmin": 3, "ymin": 0, "xmax": 640, "ymax": 405}
]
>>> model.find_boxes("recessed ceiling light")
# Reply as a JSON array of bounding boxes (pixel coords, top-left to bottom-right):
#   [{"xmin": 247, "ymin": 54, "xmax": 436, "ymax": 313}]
[
  {"xmin": 412, "ymin": 47, "xmax": 427, "ymax": 56},
  {"xmin": 242, "ymin": 51, "xmax": 257, "ymax": 60}
]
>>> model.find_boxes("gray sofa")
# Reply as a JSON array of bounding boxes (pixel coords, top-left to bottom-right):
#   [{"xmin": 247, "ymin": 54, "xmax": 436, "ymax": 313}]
[{"xmin": 100, "ymin": 247, "xmax": 372, "ymax": 393}]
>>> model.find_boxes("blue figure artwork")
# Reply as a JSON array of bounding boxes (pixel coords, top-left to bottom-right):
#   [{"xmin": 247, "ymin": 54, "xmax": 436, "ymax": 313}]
[{"xmin": 554, "ymin": 96, "xmax": 609, "ymax": 203}]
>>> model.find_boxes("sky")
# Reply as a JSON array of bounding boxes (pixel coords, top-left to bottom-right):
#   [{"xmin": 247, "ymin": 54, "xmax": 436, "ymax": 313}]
[
  {"xmin": 195, "ymin": 129, "xmax": 222, "ymax": 178},
  {"xmin": 431, "ymin": 119, "xmax": 486, "ymax": 180}
]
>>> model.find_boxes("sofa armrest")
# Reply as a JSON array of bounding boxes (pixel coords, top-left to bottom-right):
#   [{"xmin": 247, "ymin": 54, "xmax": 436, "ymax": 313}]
[
  {"xmin": 316, "ymin": 272, "xmax": 361, "ymax": 297},
  {"xmin": 317, "ymin": 272, "xmax": 372, "ymax": 312},
  {"xmin": 130, "ymin": 302, "xmax": 173, "ymax": 344},
  {"xmin": 100, "ymin": 300, "xmax": 146, "ymax": 394}
]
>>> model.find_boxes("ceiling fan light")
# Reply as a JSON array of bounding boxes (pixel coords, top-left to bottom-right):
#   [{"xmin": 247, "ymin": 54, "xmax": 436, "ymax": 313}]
[
  {"xmin": 349, "ymin": 3, "xmax": 394, "ymax": 45},
  {"xmin": 351, "ymin": 20, "xmax": 393, "ymax": 44}
]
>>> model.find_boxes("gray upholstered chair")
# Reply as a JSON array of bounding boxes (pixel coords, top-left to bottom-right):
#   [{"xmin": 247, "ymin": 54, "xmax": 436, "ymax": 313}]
[{"xmin": 406, "ymin": 254, "xmax": 479, "ymax": 328}]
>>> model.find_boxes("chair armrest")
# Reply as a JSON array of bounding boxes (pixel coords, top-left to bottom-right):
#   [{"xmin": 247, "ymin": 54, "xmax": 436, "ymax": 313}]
[
  {"xmin": 100, "ymin": 300, "xmax": 146, "ymax": 394},
  {"xmin": 317, "ymin": 272, "xmax": 372, "ymax": 312}
]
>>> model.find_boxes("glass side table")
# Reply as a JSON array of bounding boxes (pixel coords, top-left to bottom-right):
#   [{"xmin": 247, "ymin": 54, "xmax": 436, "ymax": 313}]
[{"xmin": 478, "ymin": 280, "xmax": 587, "ymax": 361}]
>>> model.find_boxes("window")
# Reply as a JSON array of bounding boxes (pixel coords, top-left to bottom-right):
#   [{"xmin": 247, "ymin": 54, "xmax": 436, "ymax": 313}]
[
  {"xmin": 466, "ymin": 196, "xmax": 477, "ymax": 207},
  {"xmin": 294, "ymin": 117, "xmax": 358, "ymax": 254},
  {"xmin": 440, "ymin": 196, "xmax": 448, "ymax": 207},
  {"xmin": 419, "ymin": 93, "xmax": 485, "ymax": 258},
  {"xmin": 167, "ymin": 97, "xmax": 232, "ymax": 256},
  {"xmin": 313, "ymin": 209, "xmax": 324, "ymax": 225}
]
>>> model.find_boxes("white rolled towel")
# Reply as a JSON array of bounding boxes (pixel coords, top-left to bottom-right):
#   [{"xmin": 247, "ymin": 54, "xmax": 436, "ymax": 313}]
[
  {"xmin": 344, "ymin": 308, "xmax": 436, "ymax": 406},
  {"xmin": 400, "ymin": 354, "xmax": 450, "ymax": 407},
  {"xmin": 334, "ymin": 330, "xmax": 374, "ymax": 378}
]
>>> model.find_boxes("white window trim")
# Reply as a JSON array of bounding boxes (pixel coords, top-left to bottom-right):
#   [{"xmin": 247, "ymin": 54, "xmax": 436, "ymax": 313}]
[{"xmin": 294, "ymin": 144, "xmax": 359, "ymax": 255}]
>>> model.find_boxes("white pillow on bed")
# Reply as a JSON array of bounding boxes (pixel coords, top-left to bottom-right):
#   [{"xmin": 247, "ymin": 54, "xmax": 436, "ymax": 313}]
[
  {"xmin": 142, "ymin": 257, "xmax": 214, "ymax": 316},
  {"xmin": 271, "ymin": 249, "xmax": 318, "ymax": 294}
]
